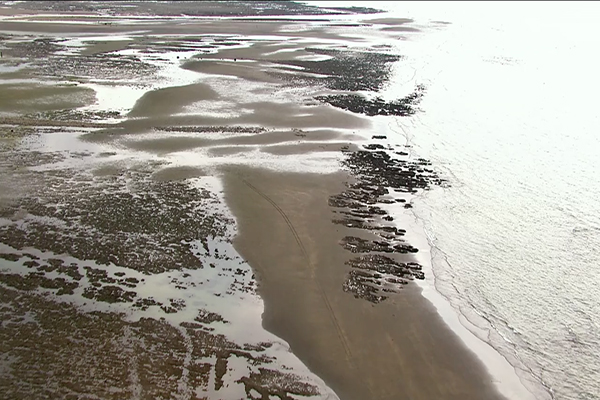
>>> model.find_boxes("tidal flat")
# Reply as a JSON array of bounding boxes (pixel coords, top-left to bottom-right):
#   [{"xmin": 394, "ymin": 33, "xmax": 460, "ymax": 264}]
[{"xmin": 0, "ymin": 2, "xmax": 508, "ymax": 400}]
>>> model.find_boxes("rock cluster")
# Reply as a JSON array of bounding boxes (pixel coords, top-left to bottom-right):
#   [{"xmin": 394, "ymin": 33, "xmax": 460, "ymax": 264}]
[
  {"xmin": 342, "ymin": 149, "xmax": 444, "ymax": 191},
  {"xmin": 330, "ymin": 146, "xmax": 446, "ymax": 303},
  {"xmin": 315, "ymin": 85, "xmax": 425, "ymax": 116},
  {"xmin": 343, "ymin": 255, "xmax": 424, "ymax": 303},
  {"xmin": 274, "ymin": 48, "xmax": 401, "ymax": 92}
]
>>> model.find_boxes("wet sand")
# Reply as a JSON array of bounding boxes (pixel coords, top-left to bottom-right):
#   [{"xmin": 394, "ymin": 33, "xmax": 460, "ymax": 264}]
[{"xmin": 223, "ymin": 167, "xmax": 505, "ymax": 400}]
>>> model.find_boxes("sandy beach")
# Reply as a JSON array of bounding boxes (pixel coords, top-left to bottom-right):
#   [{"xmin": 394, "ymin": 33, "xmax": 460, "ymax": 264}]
[
  {"xmin": 0, "ymin": 2, "xmax": 509, "ymax": 399},
  {"xmin": 224, "ymin": 167, "xmax": 504, "ymax": 400}
]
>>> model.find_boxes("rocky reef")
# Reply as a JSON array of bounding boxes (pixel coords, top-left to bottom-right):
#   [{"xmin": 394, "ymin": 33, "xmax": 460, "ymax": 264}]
[
  {"xmin": 331, "ymin": 145, "xmax": 444, "ymax": 303},
  {"xmin": 278, "ymin": 38, "xmax": 445, "ymax": 304},
  {"xmin": 274, "ymin": 48, "xmax": 401, "ymax": 92},
  {"xmin": 316, "ymin": 84, "xmax": 426, "ymax": 116},
  {"xmin": 343, "ymin": 255, "xmax": 424, "ymax": 303},
  {"xmin": 269, "ymin": 37, "xmax": 442, "ymax": 303}
]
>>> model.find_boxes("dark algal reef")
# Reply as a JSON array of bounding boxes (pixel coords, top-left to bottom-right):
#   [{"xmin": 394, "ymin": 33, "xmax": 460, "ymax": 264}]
[
  {"xmin": 274, "ymin": 48, "xmax": 401, "ymax": 91},
  {"xmin": 316, "ymin": 85, "xmax": 426, "ymax": 116},
  {"xmin": 331, "ymin": 147, "xmax": 444, "ymax": 303},
  {"xmin": 283, "ymin": 44, "xmax": 444, "ymax": 303}
]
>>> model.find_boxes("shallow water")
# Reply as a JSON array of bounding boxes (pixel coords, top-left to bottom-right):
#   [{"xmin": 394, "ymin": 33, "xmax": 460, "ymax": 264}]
[
  {"xmin": 311, "ymin": 1, "xmax": 600, "ymax": 398},
  {"xmin": 356, "ymin": 2, "xmax": 600, "ymax": 399}
]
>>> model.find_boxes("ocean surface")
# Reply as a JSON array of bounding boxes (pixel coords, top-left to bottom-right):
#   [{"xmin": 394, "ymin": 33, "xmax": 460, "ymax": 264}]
[{"xmin": 313, "ymin": 2, "xmax": 600, "ymax": 399}]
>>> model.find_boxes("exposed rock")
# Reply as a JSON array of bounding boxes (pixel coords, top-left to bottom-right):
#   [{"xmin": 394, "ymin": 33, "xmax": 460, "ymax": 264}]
[
  {"xmin": 316, "ymin": 85, "xmax": 425, "ymax": 116},
  {"xmin": 343, "ymin": 255, "xmax": 424, "ymax": 303},
  {"xmin": 273, "ymin": 48, "xmax": 400, "ymax": 92}
]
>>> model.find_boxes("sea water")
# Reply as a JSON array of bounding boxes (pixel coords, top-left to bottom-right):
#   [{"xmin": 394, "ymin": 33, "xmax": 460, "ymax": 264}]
[{"xmin": 311, "ymin": 1, "xmax": 600, "ymax": 399}]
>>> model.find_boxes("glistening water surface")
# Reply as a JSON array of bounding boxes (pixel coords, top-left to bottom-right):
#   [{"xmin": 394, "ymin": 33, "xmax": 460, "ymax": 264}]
[{"xmin": 313, "ymin": 2, "xmax": 600, "ymax": 399}]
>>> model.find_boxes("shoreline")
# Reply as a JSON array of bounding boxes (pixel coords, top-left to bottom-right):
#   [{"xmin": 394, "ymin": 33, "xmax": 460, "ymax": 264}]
[
  {"xmin": 397, "ymin": 199, "xmax": 541, "ymax": 400},
  {"xmin": 222, "ymin": 166, "xmax": 507, "ymax": 400},
  {"xmin": 361, "ymin": 116, "xmax": 543, "ymax": 400}
]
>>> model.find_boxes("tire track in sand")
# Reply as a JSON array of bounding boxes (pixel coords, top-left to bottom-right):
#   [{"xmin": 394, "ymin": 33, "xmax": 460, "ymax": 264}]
[{"xmin": 240, "ymin": 178, "xmax": 355, "ymax": 366}]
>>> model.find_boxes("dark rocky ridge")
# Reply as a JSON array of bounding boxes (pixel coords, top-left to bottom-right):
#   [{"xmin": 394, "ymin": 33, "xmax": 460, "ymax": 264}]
[
  {"xmin": 291, "ymin": 38, "xmax": 446, "ymax": 303},
  {"xmin": 316, "ymin": 84, "xmax": 426, "ymax": 116},
  {"xmin": 274, "ymin": 48, "xmax": 401, "ymax": 92},
  {"xmin": 343, "ymin": 255, "xmax": 424, "ymax": 303},
  {"xmin": 330, "ymin": 146, "xmax": 446, "ymax": 303}
]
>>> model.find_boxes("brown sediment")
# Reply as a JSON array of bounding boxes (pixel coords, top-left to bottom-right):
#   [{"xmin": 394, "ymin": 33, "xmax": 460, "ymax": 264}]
[
  {"xmin": 0, "ymin": 83, "xmax": 95, "ymax": 113},
  {"xmin": 193, "ymin": 40, "xmax": 328, "ymax": 62},
  {"xmin": 364, "ymin": 17, "xmax": 415, "ymax": 25},
  {"xmin": 152, "ymin": 165, "xmax": 205, "ymax": 181},
  {"xmin": 381, "ymin": 25, "xmax": 421, "ymax": 32},
  {"xmin": 90, "ymin": 101, "xmax": 368, "ymax": 140},
  {"xmin": 128, "ymin": 83, "xmax": 219, "ymax": 118},
  {"xmin": 126, "ymin": 128, "xmax": 358, "ymax": 157},
  {"xmin": 80, "ymin": 40, "xmax": 133, "ymax": 56},
  {"xmin": 260, "ymin": 141, "xmax": 352, "ymax": 156},
  {"xmin": 0, "ymin": 117, "xmax": 111, "ymax": 128},
  {"xmin": 223, "ymin": 166, "xmax": 506, "ymax": 400},
  {"xmin": 125, "ymin": 136, "xmax": 210, "ymax": 154},
  {"xmin": 182, "ymin": 60, "xmax": 283, "ymax": 83}
]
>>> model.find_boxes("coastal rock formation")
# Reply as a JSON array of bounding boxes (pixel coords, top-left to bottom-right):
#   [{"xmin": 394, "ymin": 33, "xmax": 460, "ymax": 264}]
[
  {"xmin": 342, "ymin": 149, "xmax": 443, "ymax": 190},
  {"xmin": 343, "ymin": 255, "xmax": 424, "ymax": 303},
  {"xmin": 274, "ymin": 48, "xmax": 401, "ymax": 92},
  {"xmin": 301, "ymin": 44, "xmax": 444, "ymax": 304},
  {"xmin": 316, "ymin": 85, "xmax": 426, "ymax": 116},
  {"xmin": 331, "ymin": 143, "xmax": 445, "ymax": 303}
]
